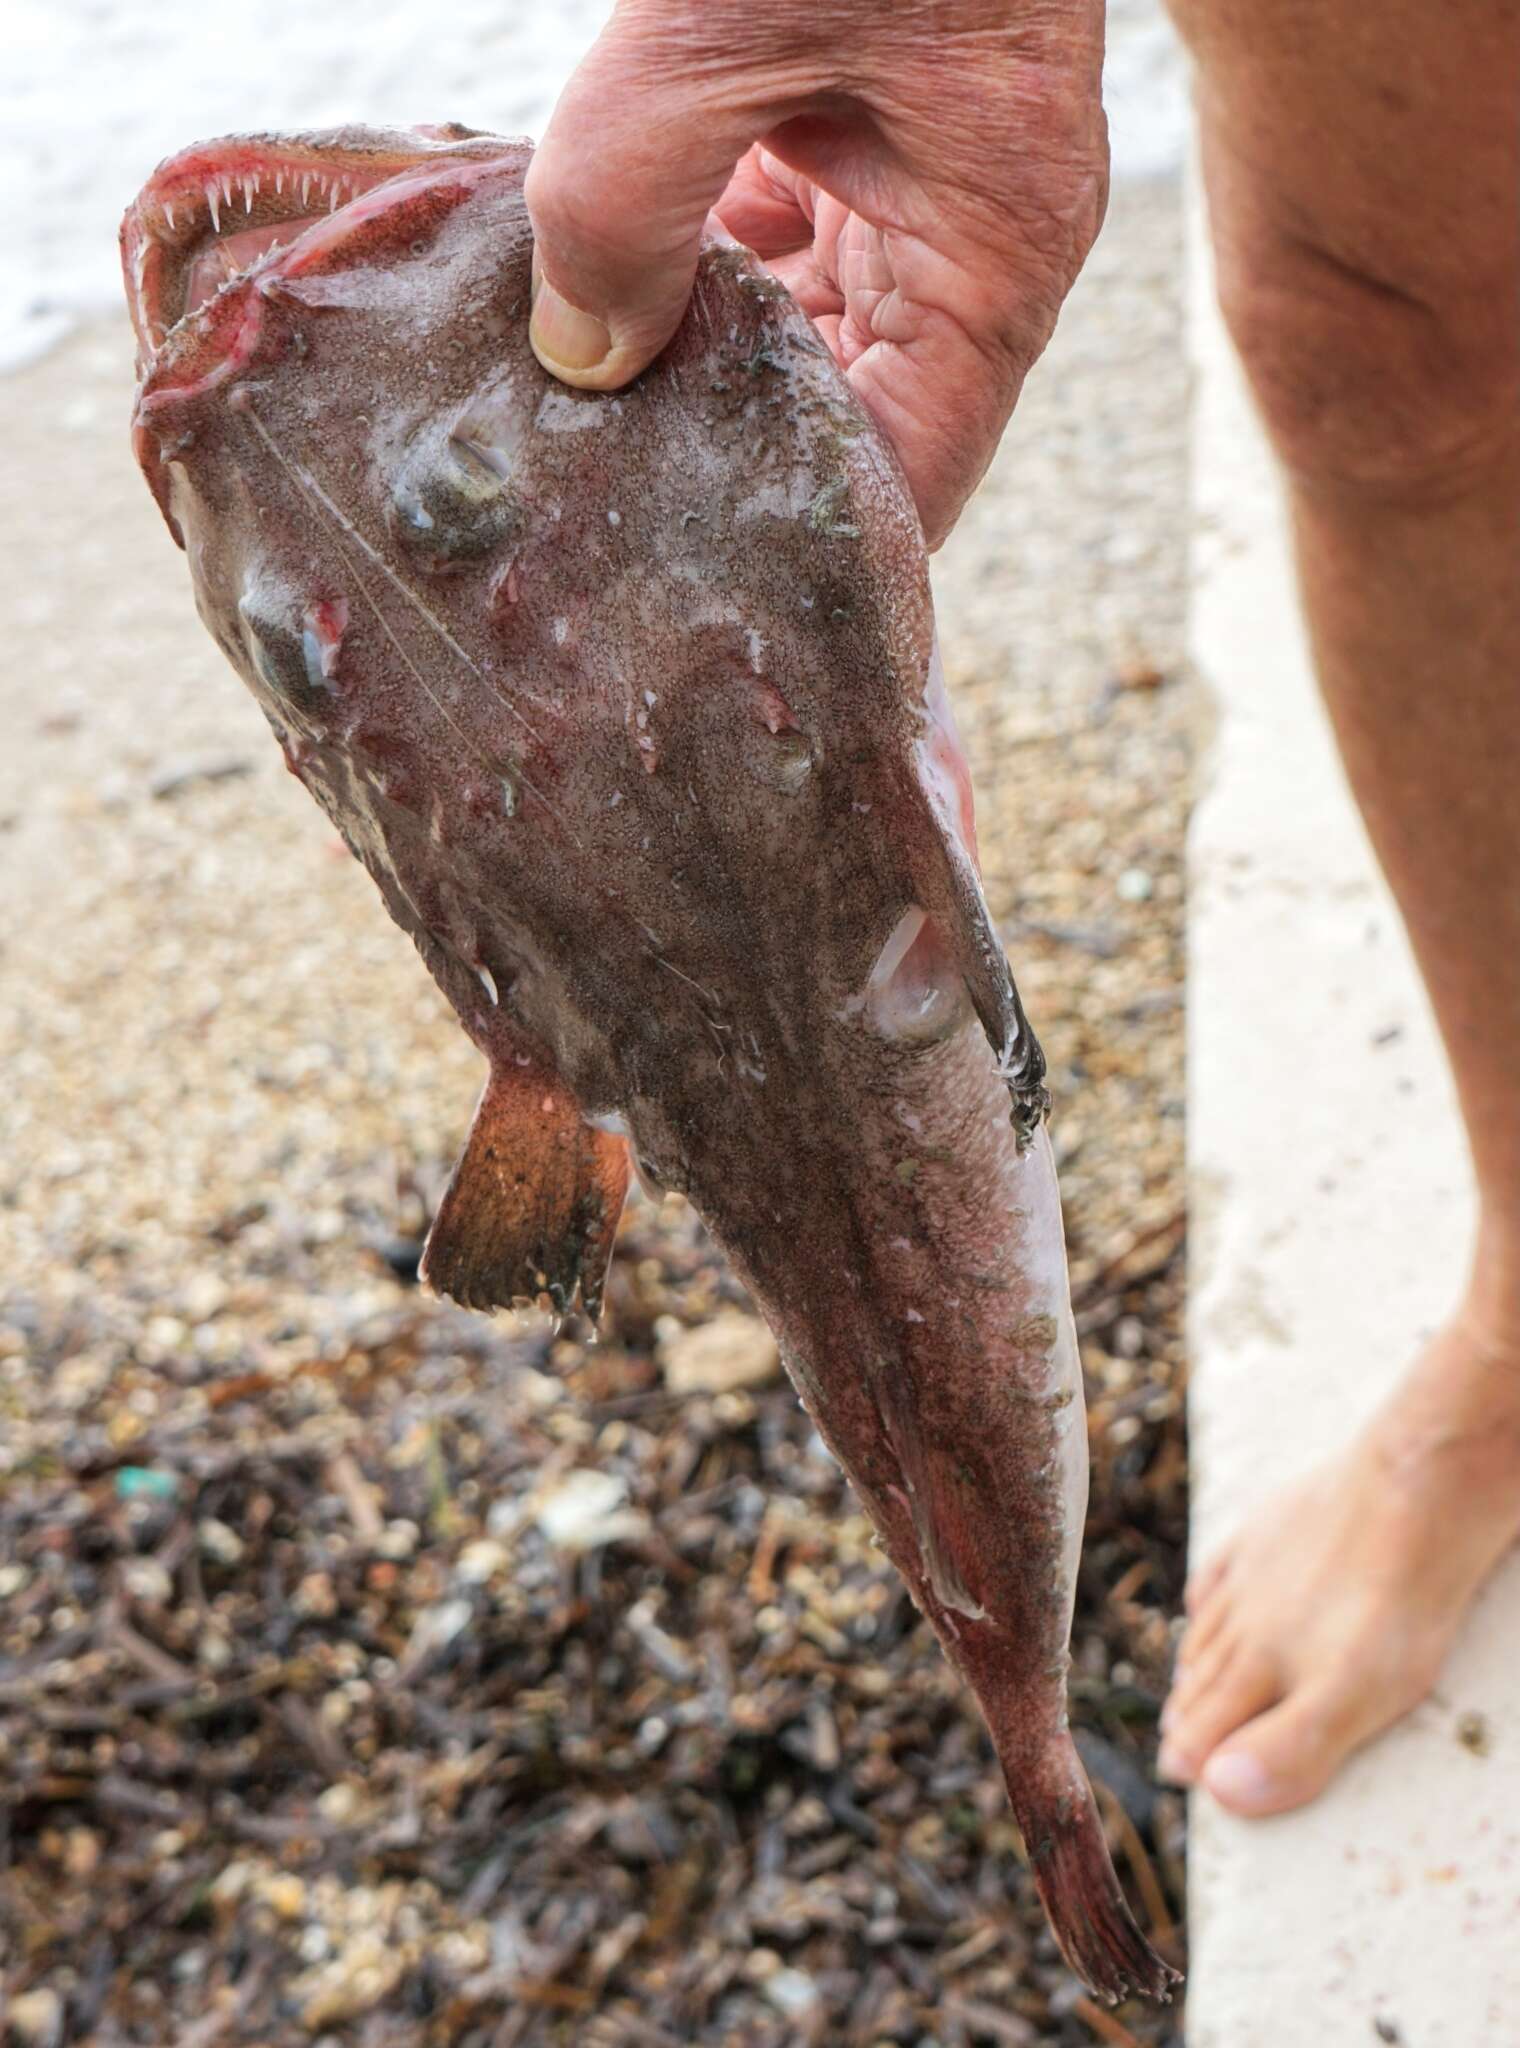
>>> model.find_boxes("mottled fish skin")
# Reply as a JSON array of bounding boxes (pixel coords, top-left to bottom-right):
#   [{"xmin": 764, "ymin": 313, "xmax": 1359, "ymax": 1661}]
[{"xmin": 122, "ymin": 128, "xmax": 1177, "ymax": 2003}]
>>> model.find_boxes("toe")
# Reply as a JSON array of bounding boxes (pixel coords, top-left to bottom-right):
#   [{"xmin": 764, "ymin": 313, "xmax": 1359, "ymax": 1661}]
[
  {"xmin": 1163, "ymin": 1624, "xmax": 1237, "ymax": 1729},
  {"xmin": 1201, "ymin": 1638, "xmax": 1444, "ymax": 1817},
  {"xmin": 1157, "ymin": 1648, "xmax": 1278, "ymax": 1786},
  {"xmin": 1200, "ymin": 1681, "xmax": 1368, "ymax": 1816},
  {"xmin": 1173, "ymin": 1592, "xmax": 1231, "ymax": 1675},
  {"xmin": 1184, "ymin": 1548, "xmax": 1230, "ymax": 1615}
]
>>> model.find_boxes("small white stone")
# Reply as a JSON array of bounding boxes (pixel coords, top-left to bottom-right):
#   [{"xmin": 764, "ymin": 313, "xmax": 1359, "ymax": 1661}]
[
  {"xmin": 121, "ymin": 1558, "xmax": 173, "ymax": 1605},
  {"xmin": 317, "ymin": 1782, "xmax": 363, "ymax": 1823},
  {"xmin": 763, "ymin": 1968, "xmax": 821, "ymax": 2019},
  {"xmin": 513, "ymin": 1366, "xmax": 562, "ymax": 1411},
  {"xmin": 180, "ymin": 1272, "xmax": 229, "ymax": 1321},
  {"xmin": 535, "ymin": 1469, "xmax": 650, "ymax": 1552},
  {"xmin": 374, "ymin": 1519, "xmax": 419, "ymax": 1559},
  {"xmin": 455, "ymin": 1538, "xmax": 510, "ymax": 1583},
  {"xmin": 7, "ymin": 1987, "xmax": 63, "ymax": 2045},
  {"xmin": 402, "ymin": 1598, "xmax": 473, "ymax": 1666},
  {"xmin": 197, "ymin": 1516, "xmax": 245, "ymax": 1565},
  {"xmin": 299, "ymin": 1923, "xmax": 332, "ymax": 1963},
  {"xmin": 211, "ymin": 1859, "xmax": 256, "ymax": 1904}
]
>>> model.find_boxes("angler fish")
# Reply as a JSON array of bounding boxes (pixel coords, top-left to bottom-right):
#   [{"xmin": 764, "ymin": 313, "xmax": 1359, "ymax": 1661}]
[{"xmin": 122, "ymin": 125, "xmax": 1177, "ymax": 2003}]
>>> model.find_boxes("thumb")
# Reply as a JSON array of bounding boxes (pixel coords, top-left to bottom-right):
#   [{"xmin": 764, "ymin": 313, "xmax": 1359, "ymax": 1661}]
[{"xmin": 524, "ymin": 11, "xmax": 786, "ymax": 388}]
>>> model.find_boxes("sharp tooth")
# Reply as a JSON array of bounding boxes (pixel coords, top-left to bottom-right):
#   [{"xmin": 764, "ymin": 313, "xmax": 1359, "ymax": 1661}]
[
  {"xmin": 164, "ymin": 200, "xmax": 176, "ymax": 232},
  {"xmin": 301, "ymin": 172, "xmax": 312, "ymax": 206},
  {"xmin": 206, "ymin": 179, "xmax": 221, "ymax": 231},
  {"xmin": 275, "ymin": 169, "xmax": 285, "ymax": 195},
  {"xmin": 222, "ymin": 172, "xmax": 234, "ymax": 210},
  {"xmin": 242, "ymin": 176, "xmax": 255, "ymax": 213}
]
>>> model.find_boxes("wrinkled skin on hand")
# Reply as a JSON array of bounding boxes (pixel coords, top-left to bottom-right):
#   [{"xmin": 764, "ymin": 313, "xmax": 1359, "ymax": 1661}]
[
  {"xmin": 525, "ymin": 0, "xmax": 1110, "ymax": 543},
  {"xmin": 122, "ymin": 126, "xmax": 1173, "ymax": 2003}
]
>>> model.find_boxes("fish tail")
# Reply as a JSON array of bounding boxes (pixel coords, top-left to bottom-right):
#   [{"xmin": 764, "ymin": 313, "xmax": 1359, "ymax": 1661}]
[{"xmin": 1010, "ymin": 1739, "xmax": 1180, "ymax": 2005}]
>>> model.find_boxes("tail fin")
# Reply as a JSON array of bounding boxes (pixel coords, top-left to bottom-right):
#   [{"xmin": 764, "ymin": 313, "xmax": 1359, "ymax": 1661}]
[{"xmin": 1012, "ymin": 1743, "xmax": 1180, "ymax": 2005}]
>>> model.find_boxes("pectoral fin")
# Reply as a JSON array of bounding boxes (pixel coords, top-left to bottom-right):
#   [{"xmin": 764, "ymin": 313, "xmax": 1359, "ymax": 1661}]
[
  {"xmin": 904, "ymin": 639, "xmax": 1048, "ymax": 1145},
  {"xmin": 420, "ymin": 1057, "xmax": 630, "ymax": 1319}
]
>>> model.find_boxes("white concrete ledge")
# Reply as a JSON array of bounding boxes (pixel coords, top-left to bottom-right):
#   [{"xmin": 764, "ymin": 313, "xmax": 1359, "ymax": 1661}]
[{"xmin": 1184, "ymin": 178, "xmax": 1520, "ymax": 2043}]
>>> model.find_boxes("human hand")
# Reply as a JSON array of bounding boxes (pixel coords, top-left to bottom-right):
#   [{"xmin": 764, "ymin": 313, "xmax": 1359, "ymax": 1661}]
[{"xmin": 524, "ymin": 0, "xmax": 1108, "ymax": 547}]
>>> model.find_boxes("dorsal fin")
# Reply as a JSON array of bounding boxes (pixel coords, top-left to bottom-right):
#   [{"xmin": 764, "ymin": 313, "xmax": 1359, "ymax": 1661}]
[{"xmin": 420, "ymin": 1056, "xmax": 630, "ymax": 1319}]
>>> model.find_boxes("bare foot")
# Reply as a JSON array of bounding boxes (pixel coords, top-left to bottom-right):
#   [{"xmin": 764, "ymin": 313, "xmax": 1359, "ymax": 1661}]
[{"xmin": 1159, "ymin": 1307, "xmax": 1520, "ymax": 1816}]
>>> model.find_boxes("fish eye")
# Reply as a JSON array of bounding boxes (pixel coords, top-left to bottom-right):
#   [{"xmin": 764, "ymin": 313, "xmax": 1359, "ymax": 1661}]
[
  {"xmin": 388, "ymin": 425, "xmax": 523, "ymax": 570},
  {"xmin": 237, "ymin": 580, "xmax": 308, "ymax": 698},
  {"xmin": 237, "ymin": 576, "xmax": 346, "ymax": 701}
]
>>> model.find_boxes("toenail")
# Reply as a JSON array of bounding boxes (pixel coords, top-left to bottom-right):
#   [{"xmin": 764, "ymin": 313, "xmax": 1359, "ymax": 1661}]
[
  {"xmin": 1156, "ymin": 1740, "xmax": 1195, "ymax": 1784},
  {"xmin": 1203, "ymin": 1749, "xmax": 1273, "ymax": 1809}
]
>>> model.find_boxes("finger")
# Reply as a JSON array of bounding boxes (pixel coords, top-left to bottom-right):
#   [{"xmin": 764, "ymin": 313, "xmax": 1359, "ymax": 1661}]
[
  {"xmin": 763, "ymin": 246, "xmax": 845, "ymax": 326},
  {"xmin": 714, "ymin": 147, "xmax": 815, "ymax": 259},
  {"xmin": 525, "ymin": 11, "xmax": 808, "ymax": 389}
]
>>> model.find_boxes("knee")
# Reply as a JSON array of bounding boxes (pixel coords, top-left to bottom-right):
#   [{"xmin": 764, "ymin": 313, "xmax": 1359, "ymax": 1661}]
[{"xmin": 1212, "ymin": 213, "xmax": 1520, "ymax": 507}]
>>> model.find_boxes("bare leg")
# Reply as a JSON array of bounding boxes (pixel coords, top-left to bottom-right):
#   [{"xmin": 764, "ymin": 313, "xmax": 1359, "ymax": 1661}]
[{"xmin": 1161, "ymin": 0, "xmax": 1520, "ymax": 1813}]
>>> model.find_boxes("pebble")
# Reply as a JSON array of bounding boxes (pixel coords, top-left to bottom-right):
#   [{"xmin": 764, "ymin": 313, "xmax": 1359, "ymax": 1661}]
[
  {"xmin": 263, "ymin": 1874, "xmax": 307, "ymax": 1920},
  {"xmin": 6, "ymin": 1988, "xmax": 63, "ymax": 2046},
  {"xmin": 149, "ymin": 753, "xmax": 254, "ymax": 800},
  {"xmin": 535, "ymin": 1469, "xmax": 651, "ymax": 1552},
  {"xmin": 210, "ymin": 1860, "xmax": 256, "ymax": 1905},
  {"xmin": 764, "ymin": 1967, "xmax": 823, "ymax": 2019},
  {"xmin": 197, "ymin": 1517, "xmax": 245, "ymax": 1566},
  {"xmin": 658, "ymin": 1309, "xmax": 780, "ymax": 1395},
  {"xmin": 180, "ymin": 1272, "xmax": 230, "ymax": 1320},
  {"xmin": 121, "ymin": 1558, "xmax": 173, "ymax": 1605},
  {"xmin": 400, "ymin": 1597, "xmax": 473, "ymax": 1670},
  {"xmin": 113, "ymin": 1466, "xmax": 179, "ymax": 1502},
  {"xmin": 316, "ymin": 1782, "xmax": 363, "ymax": 1823},
  {"xmin": 62, "ymin": 1826, "xmax": 101, "ymax": 1878},
  {"xmin": 513, "ymin": 1365, "xmax": 564, "ymax": 1410},
  {"xmin": 298, "ymin": 1924, "xmax": 332, "ymax": 1964},
  {"xmin": 297, "ymin": 1934, "xmax": 407, "ymax": 2026},
  {"xmin": 455, "ymin": 1537, "xmax": 510, "ymax": 1583},
  {"xmin": 293, "ymin": 1571, "xmax": 338, "ymax": 1619}
]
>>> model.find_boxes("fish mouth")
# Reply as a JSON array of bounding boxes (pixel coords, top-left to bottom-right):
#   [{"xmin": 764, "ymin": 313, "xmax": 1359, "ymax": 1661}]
[{"xmin": 120, "ymin": 125, "xmax": 493, "ymax": 371}]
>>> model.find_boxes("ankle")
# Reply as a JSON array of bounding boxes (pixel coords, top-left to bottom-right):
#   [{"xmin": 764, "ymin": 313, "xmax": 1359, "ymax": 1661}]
[
  {"xmin": 1362, "ymin": 1311, "xmax": 1520, "ymax": 1487},
  {"xmin": 1465, "ymin": 1211, "xmax": 1520, "ymax": 1355}
]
